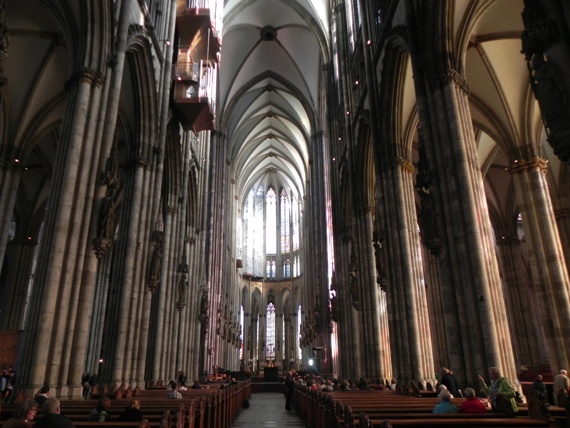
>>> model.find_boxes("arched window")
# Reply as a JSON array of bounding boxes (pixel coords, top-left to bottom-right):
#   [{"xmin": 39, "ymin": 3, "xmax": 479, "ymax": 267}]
[
  {"xmin": 292, "ymin": 195, "xmax": 299, "ymax": 251},
  {"xmin": 281, "ymin": 189, "xmax": 290, "ymax": 253},
  {"xmin": 266, "ymin": 188, "xmax": 277, "ymax": 254},
  {"xmin": 283, "ymin": 258, "xmax": 290, "ymax": 278},
  {"xmin": 241, "ymin": 185, "xmax": 301, "ymax": 279},
  {"xmin": 266, "ymin": 302, "xmax": 276, "ymax": 359}
]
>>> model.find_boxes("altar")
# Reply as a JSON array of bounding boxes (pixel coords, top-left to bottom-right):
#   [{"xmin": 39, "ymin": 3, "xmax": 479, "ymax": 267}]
[{"xmin": 263, "ymin": 367, "xmax": 279, "ymax": 378}]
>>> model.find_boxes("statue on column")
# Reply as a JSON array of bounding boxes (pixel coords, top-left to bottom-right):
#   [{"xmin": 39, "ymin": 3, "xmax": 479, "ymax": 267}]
[
  {"xmin": 349, "ymin": 252, "xmax": 361, "ymax": 310},
  {"xmin": 176, "ymin": 275, "xmax": 188, "ymax": 311},
  {"xmin": 415, "ymin": 144, "xmax": 442, "ymax": 255},
  {"xmin": 176, "ymin": 250, "xmax": 189, "ymax": 310},
  {"xmin": 147, "ymin": 233, "xmax": 163, "ymax": 292},
  {"xmin": 198, "ymin": 288, "xmax": 209, "ymax": 330},
  {"xmin": 94, "ymin": 155, "xmax": 119, "ymax": 258},
  {"xmin": 372, "ymin": 230, "xmax": 388, "ymax": 289}
]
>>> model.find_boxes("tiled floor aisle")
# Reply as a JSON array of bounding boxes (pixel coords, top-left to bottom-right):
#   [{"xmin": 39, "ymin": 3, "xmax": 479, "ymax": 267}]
[{"xmin": 231, "ymin": 392, "xmax": 306, "ymax": 427}]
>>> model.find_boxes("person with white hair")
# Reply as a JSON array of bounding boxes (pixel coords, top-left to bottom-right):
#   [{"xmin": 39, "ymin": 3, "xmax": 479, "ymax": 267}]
[
  {"xmin": 432, "ymin": 390, "xmax": 458, "ymax": 414},
  {"xmin": 554, "ymin": 369, "xmax": 569, "ymax": 406},
  {"xmin": 437, "ymin": 384, "xmax": 452, "ymax": 398},
  {"xmin": 458, "ymin": 388, "xmax": 486, "ymax": 413},
  {"xmin": 478, "ymin": 367, "xmax": 518, "ymax": 413}
]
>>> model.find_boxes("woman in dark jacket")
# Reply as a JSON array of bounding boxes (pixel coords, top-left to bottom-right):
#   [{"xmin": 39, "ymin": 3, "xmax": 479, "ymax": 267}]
[{"xmin": 118, "ymin": 400, "xmax": 144, "ymax": 422}]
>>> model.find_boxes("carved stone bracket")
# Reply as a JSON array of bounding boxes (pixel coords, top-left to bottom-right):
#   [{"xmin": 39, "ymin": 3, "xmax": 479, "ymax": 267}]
[{"xmin": 93, "ymin": 237, "xmax": 113, "ymax": 259}]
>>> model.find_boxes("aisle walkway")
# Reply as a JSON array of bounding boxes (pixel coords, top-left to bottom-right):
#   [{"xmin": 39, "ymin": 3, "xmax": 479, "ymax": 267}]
[{"xmin": 232, "ymin": 392, "xmax": 305, "ymax": 427}]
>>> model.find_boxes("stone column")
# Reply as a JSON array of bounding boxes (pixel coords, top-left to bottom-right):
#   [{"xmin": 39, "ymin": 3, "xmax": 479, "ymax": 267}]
[
  {"xmin": 0, "ymin": 239, "xmax": 37, "ymax": 330},
  {"xmin": 0, "ymin": 164, "xmax": 21, "ymax": 280},
  {"xmin": 380, "ymin": 157, "xmax": 435, "ymax": 385},
  {"xmin": 508, "ymin": 157, "xmax": 570, "ymax": 371},
  {"xmin": 554, "ymin": 207, "xmax": 570, "ymax": 274},
  {"xmin": 495, "ymin": 236, "xmax": 547, "ymax": 366},
  {"xmin": 405, "ymin": 0, "xmax": 518, "ymax": 387},
  {"xmin": 18, "ymin": 67, "xmax": 107, "ymax": 397},
  {"xmin": 421, "ymin": 245, "xmax": 447, "ymax": 375},
  {"xmin": 352, "ymin": 205, "xmax": 384, "ymax": 379}
]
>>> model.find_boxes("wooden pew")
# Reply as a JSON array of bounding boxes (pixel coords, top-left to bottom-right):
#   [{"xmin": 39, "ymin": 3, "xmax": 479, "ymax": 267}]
[
  {"xmin": 291, "ymin": 384, "xmax": 555, "ymax": 428},
  {"xmin": 1, "ymin": 379, "xmax": 251, "ymax": 428}
]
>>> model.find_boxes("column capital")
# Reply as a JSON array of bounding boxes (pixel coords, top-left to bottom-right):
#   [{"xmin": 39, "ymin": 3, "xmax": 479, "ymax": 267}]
[
  {"xmin": 507, "ymin": 157, "xmax": 548, "ymax": 175},
  {"xmin": 65, "ymin": 67, "xmax": 104, "ymax": 90},
  {"xmin": 432, "ymin": 69, "xmax": 470, "ymax": 95},
  {"xmin": 392, "ymin": 157, "xmax": 414, "ymax": 174}
]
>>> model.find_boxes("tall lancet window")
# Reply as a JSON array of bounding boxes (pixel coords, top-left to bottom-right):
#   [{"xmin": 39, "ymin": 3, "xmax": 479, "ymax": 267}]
[
  {"xmin": 280, "ymin": 189, "xmax": 290, "ymax": 253},
  {"xmin": 266, "ymin": 302, "xmax": 276, "ymax": 359},
  {"xmin": 239, "ymin": 306, "xmax": 244, "ymax": 360},
  {"xmin": 266, "ymin": 188, "xmax": 277, "ymax": 254},
  {"xmin": 241, "ymin": 184, "xmax": 302, "ymax": 279},
  {"xmin": 283, "ymin": 258, "xmax": 290, "ymax": 278},
  {"xmin": 292, "ymin": 195, "xmax": 299, "ymax": 251}
]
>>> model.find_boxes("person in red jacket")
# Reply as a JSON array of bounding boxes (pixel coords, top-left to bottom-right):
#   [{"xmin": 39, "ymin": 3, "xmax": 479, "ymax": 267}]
[{"xmin": 458, "ymin": 388, "xmax": 487, "ymax": 413}]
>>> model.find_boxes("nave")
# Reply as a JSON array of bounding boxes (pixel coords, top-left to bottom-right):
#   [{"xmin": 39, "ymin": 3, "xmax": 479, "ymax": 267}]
[{"xmin": 231, "ymin": 392, "xmax": 305, "ymax": 428}]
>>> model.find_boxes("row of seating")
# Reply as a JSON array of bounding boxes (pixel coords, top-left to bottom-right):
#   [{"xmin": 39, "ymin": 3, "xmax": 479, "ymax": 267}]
[
  {"xmin": 0, "ymin": 379, "xmax": 251, "ymax": 428},
  {"xmin": 290, "ymin": 383, "xmax": 562, "ymax": 428}
]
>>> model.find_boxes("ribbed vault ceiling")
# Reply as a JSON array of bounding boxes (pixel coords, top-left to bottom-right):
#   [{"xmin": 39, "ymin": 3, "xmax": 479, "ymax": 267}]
[{"xmin": 220, "ymin": 0, "xmax": 329, "ymax": 202}]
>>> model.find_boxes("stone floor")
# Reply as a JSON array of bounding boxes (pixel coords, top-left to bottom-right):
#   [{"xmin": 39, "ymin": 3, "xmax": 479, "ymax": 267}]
[{"xmin": 231, "ymin": 392, "xmax": 305, "ymax": 427}]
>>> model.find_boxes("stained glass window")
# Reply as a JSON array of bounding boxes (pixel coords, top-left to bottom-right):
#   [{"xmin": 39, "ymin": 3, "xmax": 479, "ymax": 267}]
[
  {"xmin": 297, "ymin": 305, "xmax": 302, "ymax": 359},
  {"xmin": 280, "ymin": 189, "xmax": 290, "ymax": 253},
  {"xmin": 266, "ymin": 188, "xmax": 276, "ymax": 254},
  {"xmin": 292, "ymin": 196, "xmax": 299, "ymax": 251},
  {"xmin": 239, "ymin": 306, "xmax": 244, "ymax": 361},
  {"xmin": 266, "ymin": 303, "xmax": 276, "ymax": 358},
  {"xmin": 283, "ymin": 258, "xmax": 290, "ymax": 278}
]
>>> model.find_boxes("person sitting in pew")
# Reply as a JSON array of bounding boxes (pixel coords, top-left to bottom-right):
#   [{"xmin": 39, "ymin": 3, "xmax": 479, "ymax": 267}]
[
  {"xmin": 191, "ymin": 378, "xmax": 203, "ymax": 389},
  {"xmin": 357, "ymin": 378, "xmax": 371, "ymax": 390},
  {"xmin": 34, "ymin": 386, "xmax": 50, "ymax": 406},
  {"xmin": 88, "ymin": 395, "xmax": 112, "ymax": 421},
  {"xmin": 532, "ymin": 374, "xmax": 549, "ymax": 406},
  {"xmin": 3, "ymin": 399, "xmax": 38, "ymax": 428},
  {"xmin": 433, "ymin": 390, "xmax": 458, "ymax": 414},
  {"xmin": 437, "ymin": 384, "xmax": 452, "ymax": 398},
  {"xmin": 118, "ymin": 399, "xmax": 144, "ymax": 422},
  {"xmin": 458, "ymin": 387, "xmax": 487, "ymax": 413},
  {"xmin": 167, "ymin": 380, "xmax": 183, "ymax": 398},
  {"xmin": 35, "ymin": 397, "xmax": 76, "ymax": 428}
]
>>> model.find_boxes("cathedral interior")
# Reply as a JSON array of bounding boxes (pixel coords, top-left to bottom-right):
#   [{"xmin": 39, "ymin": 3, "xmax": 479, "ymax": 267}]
[{"xmin": 1, "ymin": 0, "xmax": 570, "ymax": 399}]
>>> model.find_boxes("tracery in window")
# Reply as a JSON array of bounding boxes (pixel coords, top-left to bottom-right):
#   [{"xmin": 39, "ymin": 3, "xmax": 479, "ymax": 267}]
[
  {"xmin": 281, "ymin": 189, "xmax": 290, "ymax": 253},
  {"xmin": 292, "ymin": 195, "xmax": 299, "ymax": 251},
  {"xmin": 239, "ymin": 305, "xmax": 244, "ymax": 361},
  {"xmin": 266, "ymin": 188, "xmax": 277, "ymax": 254},
  {"xmin": 266, "ymin": 302, "xmax": 276, "ymax": 359},
  {"xmin": 283, "ymin": 258, "xmax": 290, "ymax": 278},
  {"xmin": 242, "ymin": 184, "xmax": 301, "ymax": 279}
]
